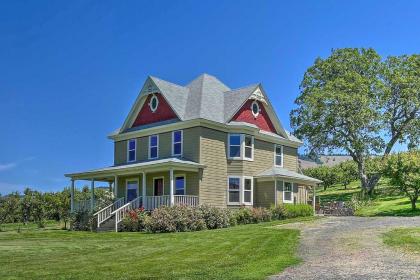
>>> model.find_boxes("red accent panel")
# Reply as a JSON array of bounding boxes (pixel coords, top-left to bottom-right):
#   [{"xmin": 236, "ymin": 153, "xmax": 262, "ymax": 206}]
[
  {"xmin": 131, "ymin": 93, "xmax": 178, "ymax": 127},
  {"xmin": 231, "ymin": 100, "xmax": 277, "ymax": 133}
]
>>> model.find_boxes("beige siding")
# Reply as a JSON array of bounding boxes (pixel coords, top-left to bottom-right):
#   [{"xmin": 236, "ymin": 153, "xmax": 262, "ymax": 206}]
[
  {"xmin": 114, "ymin": 127, "xmax": 201, "ymax": 165},
  {"xmin": 255, "ymin": 181, "xmax": 275, "ymax": 208},
  {"xmin": 283, "ymin": 146, "xmax": 298, "ymax": 172},
  {"xmin": 242, "ymin": 139, "xmax": 275, "ymax": 175},
  {"xmin": 199, "ymin": 128, "xmax": 228, "ymax": 207}
]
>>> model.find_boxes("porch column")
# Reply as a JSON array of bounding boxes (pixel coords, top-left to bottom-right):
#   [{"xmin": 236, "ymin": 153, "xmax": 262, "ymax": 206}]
[
  {"xmin": 312, "ymin": 184, "xmax": 317, "ymax": 215},
  {"xmin": 169, "ymin": 168, "xmax": 174, "ymax": 206},
  {"xmin": 142, "ymin": 172, "xmax": 146, "ymax": 197},
  {"xmin": 70, "ymin": 179, "xmax": 75, "ymax": 212},
  {"xmin": 114, "ymin": 175, "xmax": 118, "ymax": 198},
  {"xmin": 90, "ymin": 179, "xmax": 95, "ymax": 211},
  {"xmin": 108, "ymin": 181, "xmax": 113, "ymax": 193}
]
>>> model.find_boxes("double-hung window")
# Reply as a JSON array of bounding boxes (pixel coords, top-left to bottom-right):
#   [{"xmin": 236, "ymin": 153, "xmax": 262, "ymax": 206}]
[
  {"xmin": 149, "ymin": 135, "xmax": 159, "ymax": 159},
  {"xmin": 175, "ymin": 176, "xmax": 185, "ymax": 195},
  {"xmin": 172, "ymin": 130, "xmax": 183, "ymax": 156},
  {"xmin": 275, "ymin": 144, "xmax": 283, "ymax": 167},
  {"xmin": 283, "ymin": 182, "xmax": 293, "ymax": 203},
  {"xmin": 127, "ymin": 139, "xmax": 136, "ymax": 162},
  {"xmin": 227, "ymin": 176, "xmax": 253, "ymax": 205},
  {"xmin": 228, "ymin": 134, "xmax": 254, "ymax": 160}
]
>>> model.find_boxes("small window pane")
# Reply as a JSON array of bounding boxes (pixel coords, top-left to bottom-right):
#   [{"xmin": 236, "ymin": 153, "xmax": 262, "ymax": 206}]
[
  {"xmin": 150, "ymin": 136, "xmax": 157, "ymax": 146},
  {"xmin": 244, "ymin": 136, "xmax": 252, "ymax": 147},
  {"xmin": 276, "ymin": 156, "xmax": 282, "ymax": 166},
  {"xmin": 174, "ymin": 131, "xmax": 182, "ymax": 142},
  {"xmin": 175, "ymin": 177, "xmax": 185, "ymax": 195},
  {"xmin": 244, "ymin": 191, "xmax": 251, "ymax": 203},
  {"xmin": 129, "ymin": 140, "xmax": 136, "ymax": 150},
  {"xmin": 230, "ymin": 135, "xmax": 241, "ymax": 145},
  {"xmin": 174, "ymin": 143, "xmax": 182, "ymax": 155},
  {"xmin": 229, "ymin": 191, "xmax": 240, "ymax": 202},
  {"xmin": 284, "ymin": 182, "xmax": 292, "ymax": 192},
  {"xmin": 276, "ymin": 146, "xmax": 282, "ymax": 155},
  {"xmin": 129, "ymin": 150, "xmax": 136, "ymax": 162},
  {"xmin": 229, "ymin": 146, "xmax": 241, "ymax": 158},
  {"xmin": 229, "ymin": 178, "xmax": 240, "ymax": 189},
  {"xmin": 244, "ymin": 179, "xmax": 252, "ymax": 190},
  {"xmin": 284, "ymin": 191, "xmax": 292, "ymax": 201},
  {"xmin": 245, "ymin": 147, "xmax": 252, "ymax": 158},
  {"xmin": 150, "ymin": 147, "xmax": 158, "ymax": 158}
]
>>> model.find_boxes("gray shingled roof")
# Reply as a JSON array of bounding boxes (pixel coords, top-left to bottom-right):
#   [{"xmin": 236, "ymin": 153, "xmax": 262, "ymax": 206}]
[
  {"xmin": 256, "ymin": 166, "xmax": 322, "ymax": 185},
  {"xmin": 121, "ymin": 73, "xmax": 300, "ymax": 142}
]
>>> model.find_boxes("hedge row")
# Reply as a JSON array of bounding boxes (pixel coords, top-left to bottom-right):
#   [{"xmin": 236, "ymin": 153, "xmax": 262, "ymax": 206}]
[{"xmin": 120, "ymin": 204, "xmax": 313, "ymax": 233}]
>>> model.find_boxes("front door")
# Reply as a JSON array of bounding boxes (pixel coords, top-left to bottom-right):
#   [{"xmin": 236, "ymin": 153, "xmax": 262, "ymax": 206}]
[
  {"xmin": 154, "ymin": 178, "xmax": 164, "ymax": 196},
  {"xmin": 126, "ymin": 180, "xmax": 138, "ymax": 202}
]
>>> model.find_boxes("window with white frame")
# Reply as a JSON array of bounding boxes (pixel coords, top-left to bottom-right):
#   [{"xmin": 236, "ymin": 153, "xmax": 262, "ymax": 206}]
[
  {"xmin": 149, "ymin": 94, "xmax": 159, "ymax": 112},
  {"xmin": 244, "ymin": 135, "xmax": 253, "ymax": 160},
  {"xmin": 227, "ymin": 176, "xmax": 253, "ymax": 205},
  {"xmin": 228, "ymin": 134, "xmax": 254, "ymax": 160},
  {"xmin": 149, "ymin": 135, "xmax": 159, "ymax": 159},
  {"xmin": 251, "ymin": 100, "xmax": 260, "ymax": 118},
  {"xmin": 175, "ymin": 176, "xmax": 185, "ymax": 195},
  {"xmin": 275, "ymin": 144, "xmax": 283, "ymax": 167},
  {"xmin": 172, "ymin": 130, "xmax": 183, "ymax": 156},
  {"xmin": 283, "ymin": 182, "xmax": 293, "ymax": 203},
  {"xmin": 228, "ymin": 177, "xmax": 240, "ymax": 204},
  {"xmin": 243, "ymin": 177, "xmax": 253, "ymax": 204},
  {"xmin": 127, "ymin": 139, "xmax": 136, "ymax": 162}
]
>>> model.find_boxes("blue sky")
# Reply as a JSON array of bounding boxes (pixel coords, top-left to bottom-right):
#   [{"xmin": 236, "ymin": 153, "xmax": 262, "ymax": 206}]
[{"xmin": 1, "ymin": 0, "xmax": 419, "ymax": 194}]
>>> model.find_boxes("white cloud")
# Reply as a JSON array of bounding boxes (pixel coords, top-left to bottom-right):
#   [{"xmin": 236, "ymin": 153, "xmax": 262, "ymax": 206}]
[{"xmin": 0, "ymin": 163, "xmax": 17, "ymax": 171}]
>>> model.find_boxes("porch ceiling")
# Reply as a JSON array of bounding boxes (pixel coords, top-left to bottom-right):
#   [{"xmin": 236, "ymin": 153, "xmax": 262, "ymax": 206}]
[{"xmin": 65, "ymin": 158, "xmax": 205, "ymax": 181}]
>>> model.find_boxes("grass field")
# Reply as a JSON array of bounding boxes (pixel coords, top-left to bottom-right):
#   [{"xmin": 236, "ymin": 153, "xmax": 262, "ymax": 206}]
[
  {"xmin": 383, "ymin": 228, "xmax": 420, "ymax": 254},
  {"xmin": 317, "ymin": 179, "xmax": 420, "ymax": 217},
  {"xmin": 0, "ymin": 217, "xmax": 316, "ymax": 280}
]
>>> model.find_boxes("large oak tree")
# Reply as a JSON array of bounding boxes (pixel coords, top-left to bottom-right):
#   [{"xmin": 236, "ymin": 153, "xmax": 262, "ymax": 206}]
[{"xmin": 291, "ymin": 48, "xmax": 419, "ymax": 194}]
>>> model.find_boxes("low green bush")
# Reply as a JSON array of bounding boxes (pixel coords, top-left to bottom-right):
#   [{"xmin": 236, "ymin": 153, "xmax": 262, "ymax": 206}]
[
  {"xmin": 270, "ymin": 205, "xmax": 287, "ymax": 220},
  {"xmin": 70, "ymin": 210, "xmax": 95, "ymax": 231},
  {"xmin": 198, "ymin": 205, "xmax": 234, "ymax": 229},
  {"xmin": 283, "ymin": 204, "xmax": 313, "ymax": 218},
  {"xmin": 121, "ymin": 208, "xmax": 149, "ymax": 232}
]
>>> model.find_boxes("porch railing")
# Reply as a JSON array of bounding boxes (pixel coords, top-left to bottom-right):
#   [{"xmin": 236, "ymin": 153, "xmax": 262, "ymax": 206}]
[
  {"xmin": 74, "ymin": 199, "xmax": 94, "ymax": 212},
  {"xmin": 142, "ymin": 195, "xmax": 170, "ymax": 210},
  {"xmin": 94, "ymin": 197, "xmax": 125, "ymax": 227},
  {"xmin": 174, "ymin": 195, "xmax": 199, "ymax": 206}
]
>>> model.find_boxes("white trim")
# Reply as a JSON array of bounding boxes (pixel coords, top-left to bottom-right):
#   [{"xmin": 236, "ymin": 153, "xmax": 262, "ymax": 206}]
[
  {"xmin": 125, "ymin": 178, "xmax": 139, "ymax": 201},
  {"xmin": 149, "ymin": 94, "xmax": 159, "ymax": 112},
  {"xmin": 171, "ymin": 130, "xmax": 183, "ymax": 157},
  {"xmin": 153, "ymin": 176, "xmax": 165, "ymax": 196},
  {"xmin": 242, "ymin": 176, "xmax": 253, "ymax": 206},
  {"xmin": 250, "ymin": 100, "xmax": 260, "ymax": 118},
  {"xmin": 283, "ymin": 181, "xmax": 293, "ymax": 203},
  {"xmin": 274, "ymin": 180, "xmax": 278, "ymax": 207},
  {"xmin": 274, "ymin": 144, "xmax": 283, "ymax": 167},
  {"xmin": 227, "ymin": 175, "xmax": 254, "ymax": 206},
  {"xmin": 127, "ymin": 139, "xmax": 137, "ymax": 163},
  {"xmin": 228, "ymin": 133, "xmax": 254, "ymax": 161},
  {"xmin": 148, "ymin": 134, "xmax": 159, "ymax": 159},
  {"xmin": 174, "ymin": 174, "xmax": 186, "ymax": 195}
]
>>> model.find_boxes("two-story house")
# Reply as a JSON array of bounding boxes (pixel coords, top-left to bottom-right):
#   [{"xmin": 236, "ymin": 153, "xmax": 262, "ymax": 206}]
[{"xmin": 65, "ymin": 74, "xmax": 321, "ymax": 229}]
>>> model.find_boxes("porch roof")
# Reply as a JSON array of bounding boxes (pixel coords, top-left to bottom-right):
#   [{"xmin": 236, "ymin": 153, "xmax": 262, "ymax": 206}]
[
  {"xmin": 255, "ymin": 166, "xmax": 322, "ymax": 186},
  {"xmin": 65, "ymin": 158, "xmax": 205, "ymax": 181}
]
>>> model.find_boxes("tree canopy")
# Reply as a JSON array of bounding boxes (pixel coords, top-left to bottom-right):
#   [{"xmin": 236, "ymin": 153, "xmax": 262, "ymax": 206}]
[{"xmin": 291, "ymin": 48, "xmax": 419, "ymax": 193}]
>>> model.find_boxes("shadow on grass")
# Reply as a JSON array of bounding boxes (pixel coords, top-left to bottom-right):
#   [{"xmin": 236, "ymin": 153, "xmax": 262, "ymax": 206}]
[{"xmin": 374, "ymin": 208, "xmax": 420, "ymax": 217}]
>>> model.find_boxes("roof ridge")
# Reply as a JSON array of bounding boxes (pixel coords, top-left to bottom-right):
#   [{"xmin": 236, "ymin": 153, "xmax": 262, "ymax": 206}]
[
  {"xmin": 149, "ymin": 75, "xmax": 187, "ymax": 90},
  {"xmin": 224, "ymin": 83, "xmax": 259, "ymax": 93}
]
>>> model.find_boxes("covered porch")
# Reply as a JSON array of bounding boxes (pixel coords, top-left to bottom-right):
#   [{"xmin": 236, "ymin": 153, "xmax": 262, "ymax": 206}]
[{"xmin": 65, "ymin": 158, "xmax": 205, "ymax": 230}]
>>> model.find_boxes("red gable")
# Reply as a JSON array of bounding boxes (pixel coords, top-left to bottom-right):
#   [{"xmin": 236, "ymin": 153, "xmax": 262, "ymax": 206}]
[
  {"xmin": 231, "ymin": 99, "xmax": 277, "ymax": 133},
  {"xmin": 131, "ymin": 93, "xmax": 178, "ymax": 128}
]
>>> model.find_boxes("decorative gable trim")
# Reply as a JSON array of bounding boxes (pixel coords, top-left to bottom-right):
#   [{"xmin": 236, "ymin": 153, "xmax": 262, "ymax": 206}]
[{"xmin": 249, "ymin": 88, "xmax": 267, "ymax": 104}]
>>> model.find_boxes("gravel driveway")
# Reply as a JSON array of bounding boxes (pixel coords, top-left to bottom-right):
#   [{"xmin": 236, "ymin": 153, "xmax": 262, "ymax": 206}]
[{"xmin": 271, "ymin": 216, "xmax": 420, "ymax": 280}]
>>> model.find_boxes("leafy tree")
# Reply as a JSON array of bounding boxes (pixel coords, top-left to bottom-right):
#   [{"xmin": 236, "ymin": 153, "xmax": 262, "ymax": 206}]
[
  {"xmin": 336, "ymin": 161, "xmax": 358, "ymax": 189},
  {"xmin": 383, "ymin": 151, "xmax": 420, "ymax": 210},
  {"xmin": 303, "ymin": 165, "xmax": 337, "ymax": 191},
  {"xmin": 291, "ymin": 48, "xmax": 419, "ymax": 194}
]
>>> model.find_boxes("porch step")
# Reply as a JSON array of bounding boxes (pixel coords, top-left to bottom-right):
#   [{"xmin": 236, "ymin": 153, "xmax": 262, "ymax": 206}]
[{"xmin": 96, "ymin": 215, "xmax": 116, "ymax": 233}]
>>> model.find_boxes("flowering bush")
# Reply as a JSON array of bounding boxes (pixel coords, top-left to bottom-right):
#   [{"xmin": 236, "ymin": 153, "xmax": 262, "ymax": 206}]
[
  {"xmin": 120, "ymin": 208, "xmax": 148, "ymax": 232},
  {"xmin": 198, "ymin": 205, "xmax": 235, "ymax": 229},
  {"xmin": 70, "ymin": 210, "xmax": 95, "ymax": 231},
  {"xmin": 234, "ymin": 207, "xmax": 254, "ymax": 225},
  {"xmin": 145, "ymin": 205, "xmax": 206, "ymax": 233},
  {"xmin": 250, "ymin": 207, "xmax": 272, "ymax": 223},
  {"xmin": 270, "ymin": 205, "xmax": 287, "ymax": 220}
]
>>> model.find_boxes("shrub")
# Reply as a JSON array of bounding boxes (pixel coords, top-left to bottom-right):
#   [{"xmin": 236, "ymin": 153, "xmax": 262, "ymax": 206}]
[
  {"xmin": 270, "ymin": 205, "xmax": 287, "ymax": 220},
  {"xmin": 120, "ymin": 208, "xmax": 149, "ymax": 232},
  {"xmin": 70, "ymin": 210, "xmax": 95, "ymax": 231},
  {"xmin": 234, "ymin": 207, "xmax": 254, "ymax": 225},
  {"xmin": 145, "ymin": 205, "xmax": 206, "ymax": 233},
  {"xmin": 250, "ymin": 207, "xmax": 272, "ymax": 223},
  {"xmin": 198, "ymin": 205, "xmax": 234, "ymax": 229},
  {"xmin": 283, "ymin": 204, "xmax": 313, "ymax": 218}
]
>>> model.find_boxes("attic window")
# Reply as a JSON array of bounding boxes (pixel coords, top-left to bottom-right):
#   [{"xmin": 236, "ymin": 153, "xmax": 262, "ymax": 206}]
[
  {"xmin": 149, "ymin": 94, "xmax": 159, "ymax": 112},
  {"xmin": 251, "ymin": 100, "xmax": 260, "ymax": 117}
]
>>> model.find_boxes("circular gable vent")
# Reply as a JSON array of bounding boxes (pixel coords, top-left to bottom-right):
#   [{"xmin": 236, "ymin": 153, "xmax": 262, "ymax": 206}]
[
  {"xmin": 149, "ymin": 94, "xmax": 159, "ymax": 112},
  {"xmin": 251, "ymin": 100, "xmax": 260, "ymax": 118}
]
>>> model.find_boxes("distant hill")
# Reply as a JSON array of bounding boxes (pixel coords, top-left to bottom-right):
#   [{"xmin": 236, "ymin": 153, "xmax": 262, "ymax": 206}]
[{"xmin": 298, "ymin": 155, "xmax": 353, "ymax": 170}]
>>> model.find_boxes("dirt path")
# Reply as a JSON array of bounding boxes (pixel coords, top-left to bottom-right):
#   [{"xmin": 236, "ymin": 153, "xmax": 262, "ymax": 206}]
[{"xmin": 271, "ymin": 216, "xmax": 420, "ymax": 280}]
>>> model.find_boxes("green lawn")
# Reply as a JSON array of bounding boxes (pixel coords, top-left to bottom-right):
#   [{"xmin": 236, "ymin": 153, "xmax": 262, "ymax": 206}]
[
  {"xmin": 317, "ymin": 179, "xmax": 420, "ymax": 217},
  {"xmin": 0, "ymin": 217, "xmax": 315, "ymax": 280},
  {"xmin": 383, "ymin": 228, "xmax": 420, "ymax": 254}
]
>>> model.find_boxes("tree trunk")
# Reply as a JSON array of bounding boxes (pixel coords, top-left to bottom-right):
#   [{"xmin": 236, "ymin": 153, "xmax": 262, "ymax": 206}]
[
  {"xmin": 411, "ymin": 197, "xmax": 418, "ymax": 211},
  {"xmin": 356, "ymin": 158, "xmax": 380, "ymax": 195}
]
